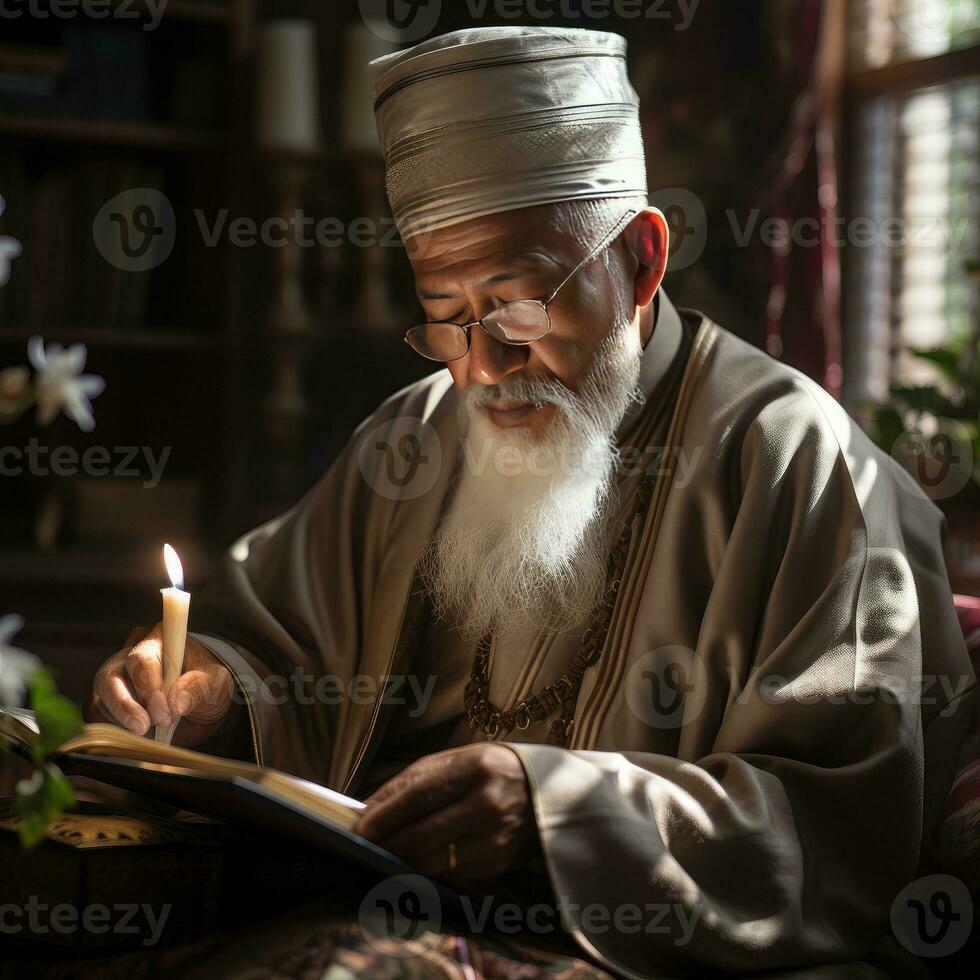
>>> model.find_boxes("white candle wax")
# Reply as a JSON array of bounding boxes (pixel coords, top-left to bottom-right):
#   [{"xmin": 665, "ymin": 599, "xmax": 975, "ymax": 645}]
[{"xmin": 156, "ymin": 545, "xmax": 190, "ymax": 744}]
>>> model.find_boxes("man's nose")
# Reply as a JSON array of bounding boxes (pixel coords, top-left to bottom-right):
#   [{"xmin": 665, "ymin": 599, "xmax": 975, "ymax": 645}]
[{"xmin": 466, "ymin": 323, "xmax": 528, "ymax": 386}]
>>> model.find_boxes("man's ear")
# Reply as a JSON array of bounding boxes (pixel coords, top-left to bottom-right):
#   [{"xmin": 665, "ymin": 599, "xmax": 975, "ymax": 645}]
[{"xmin": 624, "ymin": 207, "xmax": 669, "ymax": 308}]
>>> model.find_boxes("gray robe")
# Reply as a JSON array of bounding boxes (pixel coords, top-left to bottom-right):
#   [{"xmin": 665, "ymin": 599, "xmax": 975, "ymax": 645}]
[{"xmin": 188, "ymin": 293, "xmax": 976, "ymax": 978}]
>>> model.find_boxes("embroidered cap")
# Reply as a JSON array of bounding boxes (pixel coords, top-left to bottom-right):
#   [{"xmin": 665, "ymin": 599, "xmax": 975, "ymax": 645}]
[{"xmin": 370, "ymin": 26, "xmax": 649, "ymax": 240}]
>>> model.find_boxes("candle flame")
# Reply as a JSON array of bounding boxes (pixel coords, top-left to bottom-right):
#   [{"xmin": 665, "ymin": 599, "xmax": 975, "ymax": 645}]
[{"xmin": 163, "ymin": 543, "xmax": 184, "ymax": 591}]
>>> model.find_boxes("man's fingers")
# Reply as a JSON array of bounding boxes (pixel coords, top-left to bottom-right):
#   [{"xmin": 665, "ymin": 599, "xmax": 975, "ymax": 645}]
[
  {"xmin": 358, "ymin": 750, "xmax": 484, "ymax": 842},
  {"xmin": 413, "ymin": 832, "xmax": 503, "ymax": 881},
  {"xmin": 124, "ymin": 638, "xmax": 169, "ymax": 728},
  {"xmin": 96, "ymin": 668, "xmax": 151, "ymax": 735},
  {"xmin": 376, "ymin": 792, "xmax": 503, "ymax": 863},
  {"xmin": 168, "ymin": 666, "xmax": 231, "ymax": 726},
  {"xmin": 362, "ymin": 746, "xmax": 480, "ymax": 808}
]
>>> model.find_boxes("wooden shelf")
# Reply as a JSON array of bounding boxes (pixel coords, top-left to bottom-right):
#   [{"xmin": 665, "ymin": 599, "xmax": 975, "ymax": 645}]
[
  {"xmin": 0, "ymin": 114, "xmax": 225, "ymax": 152},
  {"xmin": 0, "ymin": 325, "xmax": 222, "ymax": 353},
  {"xmin": 35, "ymin": 0, "xmax": 233, "ymax": 26},
  {"xmin": 0, "ymin": 0, "xmax": 258, "ymax": 686},
  {"xmin": 0, "ymin": 550, "xmax": 159, "ymax": 588},
  {"xmin": 847, "ymin": 43, "xmax": 980, "ymax": 98},
  {"xmin": 0, "ymin": 547, "xmax": 213, "ymax": 587},
  {"xmin": 150, "ymin": 0, "xmax": 231, "ymax": 24}
]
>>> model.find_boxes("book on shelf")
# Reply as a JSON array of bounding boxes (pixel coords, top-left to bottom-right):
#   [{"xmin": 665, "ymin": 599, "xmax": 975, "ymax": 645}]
[
  {"xmin": 0, "ymin": 41, "xmax": 69, "ymax": 101},
  {"xmin": 0, "ymin": 155, "xmax": 169, "ymax": 332},
  {"xmin": 0, "ymin": 42, "xmax": 69, "ymax": 79},
  {"xmin": 0, "ymin": 26, "xmax": 149, "ymax": 121}
]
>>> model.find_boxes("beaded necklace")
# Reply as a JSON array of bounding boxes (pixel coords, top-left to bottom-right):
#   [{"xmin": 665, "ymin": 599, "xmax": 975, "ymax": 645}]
[{"xmin": 463, "ymin": 472, "xmax": 656, "ymax": 747}]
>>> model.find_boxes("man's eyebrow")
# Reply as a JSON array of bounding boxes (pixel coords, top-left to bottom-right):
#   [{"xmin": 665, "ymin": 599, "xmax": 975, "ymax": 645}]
[
  {"xmin": 420, "ymin": 273, "xmax": 515, "ymax": 300},
  {"xmin": 419, "ymin": 257, "xmax": 551, "ymax": 300}
]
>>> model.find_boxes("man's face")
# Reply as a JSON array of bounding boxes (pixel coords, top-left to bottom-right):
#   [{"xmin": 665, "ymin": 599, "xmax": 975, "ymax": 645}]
[{"xmin": 406, "ymin": 204, "xmax": 637, "ymax": 438}]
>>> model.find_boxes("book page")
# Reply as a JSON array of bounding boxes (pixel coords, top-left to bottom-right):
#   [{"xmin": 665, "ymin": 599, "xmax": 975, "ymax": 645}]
[{"xmin": 9, "ymin": 719, "xmax": 365, "ymax": 831}]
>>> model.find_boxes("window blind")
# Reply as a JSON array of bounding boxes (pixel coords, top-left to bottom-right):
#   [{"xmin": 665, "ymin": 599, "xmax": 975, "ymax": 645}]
[
  {"xmin": 845, "ymin": 73, "xmax": 979, "ymax": 402},
  {"xmin": 848, "ymin": 0, "xmax": 980, "ymax": 70}
]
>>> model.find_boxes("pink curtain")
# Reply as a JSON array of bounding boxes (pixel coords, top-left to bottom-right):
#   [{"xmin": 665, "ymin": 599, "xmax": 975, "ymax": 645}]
[{"xmin": 759, "ymin": 0, "xmax": 844, "ymax": 398}]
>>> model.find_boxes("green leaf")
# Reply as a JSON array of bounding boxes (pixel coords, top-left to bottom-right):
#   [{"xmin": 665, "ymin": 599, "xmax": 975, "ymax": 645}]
[
  {"xmin": 865, "ymin": 403, "xmax": 906, "ymax": 451},
  {"xmin": 906, "ymin": 346, "xmax": 964, "ymax": 383},
  {"xmin": 889, "ymin": 384, "xmax": 959, "ymax": 417},
  {"xmin": 28, "ymin": 669, "xmax": 83, "ymax": 761},
  {"xmin": 13, "ymin": 763, "xmax": 76, "ymax": 849}
]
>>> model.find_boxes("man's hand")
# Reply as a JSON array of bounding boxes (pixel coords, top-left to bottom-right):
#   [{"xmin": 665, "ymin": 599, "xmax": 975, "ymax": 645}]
[
  {"xmin": 90, "ymin": 624, "xmax": 234, "ymax": 747},
  {"xmin": 356, "ymin": 743, "xmax": 537, "ymax": 880}
]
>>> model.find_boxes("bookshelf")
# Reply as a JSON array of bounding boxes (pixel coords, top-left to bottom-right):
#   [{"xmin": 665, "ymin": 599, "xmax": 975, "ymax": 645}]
[
  {"xmin": 0, "ymin": 113, "xmax": 226, "ymax": 150},
  {"xmin": 0, "ymin": 0, "xmax": 257, "ymax": 699},
  {"xmin": 0, "ymin": 324, "xmax": 221, "ymax": 351}
]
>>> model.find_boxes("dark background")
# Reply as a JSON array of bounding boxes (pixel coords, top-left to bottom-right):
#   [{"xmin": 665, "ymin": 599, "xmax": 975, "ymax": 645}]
[{"xmin": 0, "ymin": 0, "xmax": 977, "ymax": 703}]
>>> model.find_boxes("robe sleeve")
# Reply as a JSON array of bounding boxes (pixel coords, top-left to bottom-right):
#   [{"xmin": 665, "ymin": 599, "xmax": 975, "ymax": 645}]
[
  {"xmin": 184, "ymin": 438, "xmax": 364, "ymax": 781},
  {"xmin": 184, "ymin": 384, "xmax": 416, "ymax": 781},
  {"xmin": 184, "ymin": 373, "xmax": 452, "ymax": 781},
  {"xmin": 508, "ymin": 383, "xmax": 976, "ymax": 978}
]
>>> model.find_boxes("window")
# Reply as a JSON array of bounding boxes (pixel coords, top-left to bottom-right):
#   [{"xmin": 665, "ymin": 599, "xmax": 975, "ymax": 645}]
[
  {"xmin": 848, "ymin": 0, "xmax": 980, "ymax": 69},
  {"xmin": 843, "ymin": 0, "xmax": 980, "ymax": 405}
]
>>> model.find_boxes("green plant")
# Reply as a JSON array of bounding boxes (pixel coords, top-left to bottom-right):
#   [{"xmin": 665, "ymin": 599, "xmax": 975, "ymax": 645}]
[
  {"xmin": 0, "ymin": 334, "xmax": 104, "ymax": 846},
  {"xmin": 0, "ymin": 668, "xmax": 83, "ymax": 848},
  {"xmin": 865, "ymin": 262, "xmax": 980, "ymax": 494}
]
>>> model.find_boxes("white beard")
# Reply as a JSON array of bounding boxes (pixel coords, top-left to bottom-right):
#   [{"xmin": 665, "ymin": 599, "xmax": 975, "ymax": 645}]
[{"xmin": 419, "ymin": 319, "xmax": 644, "ymax": 638}]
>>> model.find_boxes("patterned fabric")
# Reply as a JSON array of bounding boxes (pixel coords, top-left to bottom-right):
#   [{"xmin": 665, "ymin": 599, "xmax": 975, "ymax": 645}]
[{"xmin": 0, "ymin": 899, "xmax": 612, "ymax": 980}]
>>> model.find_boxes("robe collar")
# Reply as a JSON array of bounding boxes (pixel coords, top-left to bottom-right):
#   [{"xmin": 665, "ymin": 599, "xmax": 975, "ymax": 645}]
[{"xmin": 615, "ymin": 288, "xmax": 686, "ymax": 445}]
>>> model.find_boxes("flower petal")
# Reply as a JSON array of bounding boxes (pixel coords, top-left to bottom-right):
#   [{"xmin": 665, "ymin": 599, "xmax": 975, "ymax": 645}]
[
  {"xmin": 64, "ymin": 344, "xmax": 87, "ymax": 376},
  {"xmin": 26, "ymin": 336, "xmax": 46, "ymax": 370},
  {"xmin": 63, "ymin": 393, "xmax": 96, "ymax": 432},
  {"xmin": 0, "ymin": 613, "xmax": 25, "ymax": 644},
  {"xmin": 77, "ymin": 374, "xmax": 106, "ymax": 399}
]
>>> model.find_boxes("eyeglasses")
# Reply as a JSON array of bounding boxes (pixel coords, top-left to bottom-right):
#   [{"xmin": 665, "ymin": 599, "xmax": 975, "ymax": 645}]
[{"xmin": 404, "ymin": 208, "xmax": 639, "ymax": 363}]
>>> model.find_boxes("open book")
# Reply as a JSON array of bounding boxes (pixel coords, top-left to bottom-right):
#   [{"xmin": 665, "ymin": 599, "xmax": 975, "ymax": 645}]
[{"xmin": 0, "ymin": 709, "xmax": 410, "ymax": 880}]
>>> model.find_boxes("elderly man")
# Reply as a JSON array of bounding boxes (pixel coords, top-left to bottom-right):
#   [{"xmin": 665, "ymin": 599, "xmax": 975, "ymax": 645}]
[{"xmin": 90, "ymin": 26, "xmax": 974, "ymax": 979}]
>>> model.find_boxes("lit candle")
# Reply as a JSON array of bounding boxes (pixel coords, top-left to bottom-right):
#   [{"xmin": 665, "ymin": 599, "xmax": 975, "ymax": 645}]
[{"xmin": 156, "ymin": 544, "xmax": 190, "ymax": 744}]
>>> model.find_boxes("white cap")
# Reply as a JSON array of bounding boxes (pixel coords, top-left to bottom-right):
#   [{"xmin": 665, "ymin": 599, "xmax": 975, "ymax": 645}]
[{"xmin": 370, "ymin": 26, "xmax": 648, "ymax": 240}]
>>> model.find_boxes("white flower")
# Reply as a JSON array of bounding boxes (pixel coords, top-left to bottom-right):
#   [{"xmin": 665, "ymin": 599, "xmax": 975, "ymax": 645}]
[
  {"xmin": 0, "ymin": 194, "xmax": 23, "ymax": 287},
  {"xmin": 27, "ymin": 337, "xmax": 105, "ymax": 433},
  {"xmin": 0, "ymin": 235, "xmax": 22, "ymax": 288},
  {"xmin": 0, "ymin": 614, "xmax": 39, "ymax": 707}
]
